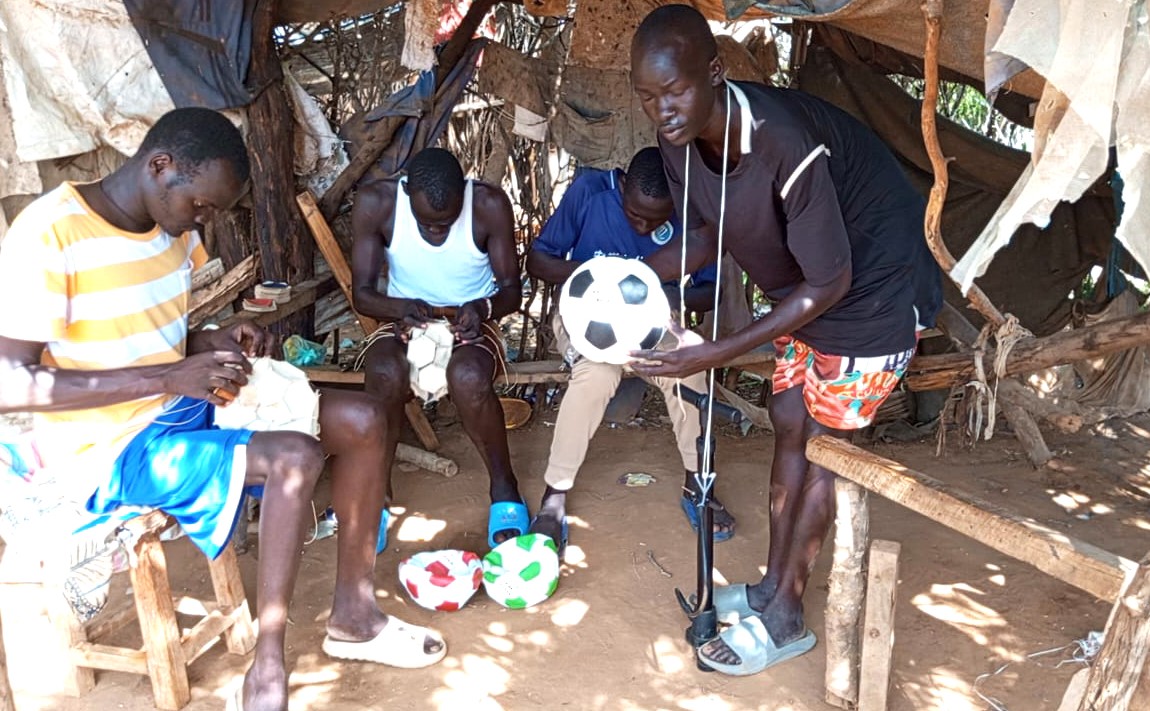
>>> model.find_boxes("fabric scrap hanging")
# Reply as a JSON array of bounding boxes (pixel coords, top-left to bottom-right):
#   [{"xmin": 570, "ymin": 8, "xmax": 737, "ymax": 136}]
[
  {"xmin": 123, "ymin": 0, "xmax": 256, "ymax": 110},
  {"xmin": 952, "ymin": 0, "xmax": 1149, "ymax": 295},
  {"xmin": 0, "ymin": 0, "xmax": 174, "ymax": 162}
]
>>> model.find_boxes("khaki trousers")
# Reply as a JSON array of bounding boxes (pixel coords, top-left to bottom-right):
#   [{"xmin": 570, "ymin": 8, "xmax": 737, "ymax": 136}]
[{"xmin": 544, "ymin": 312, "xmax": 706, "ymax": 490}]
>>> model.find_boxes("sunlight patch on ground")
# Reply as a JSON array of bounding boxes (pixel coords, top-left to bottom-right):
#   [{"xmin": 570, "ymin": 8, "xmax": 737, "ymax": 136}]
[
  {"xmin": 433, "ymin": 653, "xmax": 512, "ymax": 709},
  {"xmin": 286, "ymin": 656, "xmax": 343, "ymax": 708},
  {"xmin": 899, "ymin": 667, "xmax": 982, "ymax": 710},
  {"xmin": 527, "ymin": 629, "xmax": 551, "ymax": 646},
  {"xmin": 984, "ymin": 562, "xmax": 1007, "ymax": 586},
  {"xmin": 911, "ymin": 582, "xmax": 1011, "ymax": 653},
  {"xmin": 563, "ymin": 543, "xmax": 588, "ymax": 566},
  {"xmin": 481, "ymin": 632, "xmax": 515, "ymax": 653},
  {"xmin": 550, "ymin": 597, "xmax": 590, "ymax": 627},
  {"xmin": 396, "ymin": 514, "xmax": 447, "ymax": 542},
  {"xmin": 648, "ymin": 634, "xmax": 687, "ymax": 674},
  {"xmin": 433, "ymin": 691, "xmax": 504, "ymax": 711},
  {"xmin": 289, "ymin": 658, "xmax": 343, "ymax": 685},
  {"xmin": 1049, "ymin": 490, "xmax": 1091, "ymax": 513},
  {"xmin": 1123, "ymin": 516, "xmax": 1150, "ymax": 530},
  {"xmin": 678, "ymin": 693, "xmax": 735, "ymax": 710},
  {"xmin": 11, "ymin": 699, "xmax": 60, "ymax": 711}
]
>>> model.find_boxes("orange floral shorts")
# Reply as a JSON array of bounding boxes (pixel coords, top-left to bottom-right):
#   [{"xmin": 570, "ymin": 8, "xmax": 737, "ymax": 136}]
[{"xmin": 772, "ymin": 335, "xmax": 916, "ymax": 430}]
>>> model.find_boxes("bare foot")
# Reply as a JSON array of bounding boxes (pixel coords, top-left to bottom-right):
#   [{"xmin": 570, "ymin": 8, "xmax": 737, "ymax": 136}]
[{"xmin": 241, "ymin": 657, "xmax": 288, "ymax": 711}]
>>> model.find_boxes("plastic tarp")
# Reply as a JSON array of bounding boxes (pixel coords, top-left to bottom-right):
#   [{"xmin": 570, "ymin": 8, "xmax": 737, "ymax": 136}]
[
  {"xmin": 951, "ymin": 0, "xmax": 1150, "ymax": 296},
  {"xmin": 123, "ymin": 0, "xmax": 255, "ymax": 110},
  {"xmin": 286, "ymin": 70, "xmax": 350, "ymax": 199},
  {"xmin": 720, "ymin": 0, "xmax": 1046, "ymax": 99},
  {"xmin": 798, "ymin": 46, "xmax": 1113, "ymax": 336},
  {"xmin": 0, "ymin": 0, "xmax": 174, "ymax": 163}
]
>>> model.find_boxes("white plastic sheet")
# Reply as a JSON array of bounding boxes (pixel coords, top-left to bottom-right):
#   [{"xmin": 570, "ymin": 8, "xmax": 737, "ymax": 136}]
[
  {"xmin": 952, "ymin": 0, "xmax": 1150, "ymax": 295},
  {"xmin": 0, "ymin": 0, "xmax": 174, "ymax": 163}
]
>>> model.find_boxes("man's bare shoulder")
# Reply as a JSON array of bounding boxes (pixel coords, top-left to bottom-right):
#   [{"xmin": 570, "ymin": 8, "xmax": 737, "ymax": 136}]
[
  {"xmin": 355, "ymin": 178, "xmax": 399, "ymax": 212},
  {"xmin": 471, "ymin": 180, "xmax": 513, "ymax": 213}
]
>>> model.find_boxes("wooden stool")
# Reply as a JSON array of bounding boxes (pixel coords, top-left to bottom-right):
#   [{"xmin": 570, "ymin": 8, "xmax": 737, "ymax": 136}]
[{"xmin": 37, "ymin": 510, "xmax": 255, "ymax": 710}]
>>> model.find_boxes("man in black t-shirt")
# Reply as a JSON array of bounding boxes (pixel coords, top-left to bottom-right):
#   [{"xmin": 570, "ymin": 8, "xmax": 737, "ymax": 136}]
[{"xmin": 629, "ymin": 5, "xmax": 942, "ymax": 676}]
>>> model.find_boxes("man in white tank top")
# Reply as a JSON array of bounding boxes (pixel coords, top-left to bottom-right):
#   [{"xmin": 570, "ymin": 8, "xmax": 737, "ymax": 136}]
[{"xmin": 350, "ymin": 148, "xmax": 529, "ymax": 548}]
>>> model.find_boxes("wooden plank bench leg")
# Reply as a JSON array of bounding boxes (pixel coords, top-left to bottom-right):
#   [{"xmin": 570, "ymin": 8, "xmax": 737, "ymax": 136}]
[
  {"xmin": 825, "ymin": 477, "xmax": 869, "ymax": 709},
  {"xmin": 405, "ymin": 400, "xmax": 440, "ymax": 452},
  {"xmin": 209, "ymin": 546, "xmax": 256, "ymax": 655},
  {"xmin": 131, "ymin": 532, "xmax": 191, "ymax": 711},
  {"xmin": 44, "ymin": 580, "xmax": 96, "ymax": 697},
  {"xmin": 0, "ymin": 612, "xmax": 13, "ymax": 711},
  {"xmin": 859, "ymin": 540, "xmax": 901, "ymax": 711}
]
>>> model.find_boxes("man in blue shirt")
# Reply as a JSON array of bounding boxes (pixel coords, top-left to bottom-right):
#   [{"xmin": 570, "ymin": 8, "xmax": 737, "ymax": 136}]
[{"xmin": 526, "ymin": 147, "xmax": 734, "ymax": 548}]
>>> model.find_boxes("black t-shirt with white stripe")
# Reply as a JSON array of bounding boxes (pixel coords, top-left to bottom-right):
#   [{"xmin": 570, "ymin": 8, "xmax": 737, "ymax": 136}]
[{"xmin": 660, "ymin": 81, "xmax": 942, "ymax": 357}]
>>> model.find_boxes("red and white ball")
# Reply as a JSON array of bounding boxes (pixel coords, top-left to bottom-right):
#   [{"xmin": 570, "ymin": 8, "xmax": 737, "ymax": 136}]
[{"xmin": 398, "ymin": 549, "xmax": 484, "ymax": 612}]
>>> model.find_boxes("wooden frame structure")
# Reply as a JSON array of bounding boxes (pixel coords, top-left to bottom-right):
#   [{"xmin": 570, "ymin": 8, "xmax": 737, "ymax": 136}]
[
  {"xmin": 0, "ymin": 510, "xmax": 256, "ymax": 711},
  {"xmin": 809, "ymin": 435, "xmax": 1146, "ymax": 711}
]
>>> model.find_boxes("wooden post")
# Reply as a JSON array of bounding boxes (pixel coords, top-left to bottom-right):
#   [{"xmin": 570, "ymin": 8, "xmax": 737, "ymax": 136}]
[
  {"xmin": 207, "ymin": 207, "xmax": 253, "ymax": 272},
  {"xmin": 208, "ymin": 546, "xmax": 257, "ymax": 656},
  {"xmin": 825, "ymin": 477, "xmax": 869, "ymax": 709},
  {"xmin": 296, "ymin": 191, "xmax": 379, "ymax": 334},
  {"xmin": 1000, "ymin": 398, "xmax": 1054, "ymax": 467},
  {"xmin": 1078, "ymin": 552, "xmax": 1150, "ymax": 710},
  {"xmin": 249, "ymin": 0, "xmax": 314, "ymax": 339},
  {"xmin": 920, "ymin": 0, "xmax": 1004, "ymax": 328},
  {"xmin": 396, "ymin": 442, "xmax": 458, "ymax": 477},
  {"xmin": 403, "ymin": 400, "xmax": 441, "ymax": 452},
  {"xmin": 859, "ymin": 540, "xmax": 901, "ymax": 711},
  {"xmin": 905, "ymin": 310, "xmax": 1150, "ymax": 392},
  {"xmin": 919, "ymin": 0, "xmax": 1060, "ymax": 463},
  {"xmin": 807, "ymin": 436, "xmax": 1136, "ymax": 602},
  {"xmin": 130, "ymin": 533, "xmax": 191, "ymax": 711}
]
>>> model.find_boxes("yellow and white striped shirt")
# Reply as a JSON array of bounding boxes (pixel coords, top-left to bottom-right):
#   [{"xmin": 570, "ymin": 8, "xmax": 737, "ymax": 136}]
[{"xmin": 0, "ymin": 182, "xmax": 208, "ymax": 474}]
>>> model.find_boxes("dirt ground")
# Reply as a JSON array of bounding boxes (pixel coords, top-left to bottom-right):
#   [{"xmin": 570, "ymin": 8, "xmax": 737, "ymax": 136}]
[{"xmin": 6, "ymin": 397, "xmax": 1150, "ymax": 711}]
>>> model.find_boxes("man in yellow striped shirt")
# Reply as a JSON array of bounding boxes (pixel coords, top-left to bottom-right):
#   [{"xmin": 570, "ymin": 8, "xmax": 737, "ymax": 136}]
[{"xmin": 0, "ymin": 109, "xmax": 444, "ymax": 710}]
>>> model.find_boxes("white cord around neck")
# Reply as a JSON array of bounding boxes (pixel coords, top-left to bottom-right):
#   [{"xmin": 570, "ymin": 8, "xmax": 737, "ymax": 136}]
[{"xmin": 679, "ymin": 83, "xmax": 733, "ymax": 491}]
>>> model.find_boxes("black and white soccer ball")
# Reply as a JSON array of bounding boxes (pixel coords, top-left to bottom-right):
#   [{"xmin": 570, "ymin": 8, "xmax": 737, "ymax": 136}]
[{"xmin": 559, "ymin": 256, "xmax": 670, "ymax": 365}]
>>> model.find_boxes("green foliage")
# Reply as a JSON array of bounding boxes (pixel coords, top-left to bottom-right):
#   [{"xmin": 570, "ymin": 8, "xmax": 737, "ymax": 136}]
[{"xmin": 891, "ymin": 76, "xmax": 1032, "ymax": 151}]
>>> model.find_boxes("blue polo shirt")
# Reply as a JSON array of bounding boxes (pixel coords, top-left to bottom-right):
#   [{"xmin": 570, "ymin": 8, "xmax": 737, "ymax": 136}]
[{"xmin": 533, "ymin": 168, "xmax": 717, "ymax": 285}]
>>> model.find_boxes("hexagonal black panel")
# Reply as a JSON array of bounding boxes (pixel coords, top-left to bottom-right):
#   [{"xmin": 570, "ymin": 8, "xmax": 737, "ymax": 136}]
[
  {"xmin": 585, "ymin": 321, "xmax": 617, "ymax": 350},
  {"xmin": 568, "ymin": 269, "xmax": 595, "ymax": 298},
  {"xmin": 638, "ymin": 326, "xmax": 663, "ymax": 350},
  {"xmin": 617, "ymin": 274, "xmax": 648, "ymax": 305}
]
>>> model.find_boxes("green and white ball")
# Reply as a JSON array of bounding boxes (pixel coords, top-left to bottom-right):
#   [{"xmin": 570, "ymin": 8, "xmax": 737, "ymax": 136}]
[{"xmin": 482, "ymin": 533, "xmax": 560, "ymax": 609}]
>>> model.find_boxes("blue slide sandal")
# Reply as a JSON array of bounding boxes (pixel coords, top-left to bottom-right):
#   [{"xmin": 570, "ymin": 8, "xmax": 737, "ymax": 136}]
[
  {"xmin": 487, "ymin": 500, "xmax": 530, "ymax": 549},
  {"xmin": 376, "ymin": 508, "xmax": 391, "ymax": 555},
  {"xmin": 680, "ymin": 492, "xmax": 735, "ymax": 542}
]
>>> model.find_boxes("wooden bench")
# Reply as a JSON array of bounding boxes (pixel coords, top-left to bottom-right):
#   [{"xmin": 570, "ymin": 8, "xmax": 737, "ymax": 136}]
[
  {"xmin": 302, "ymin": 348, "xmax": 778, "ymax": 387},
  {"xmin": 0, "ymin": 510, "xmax": 255, "ymax": 710},
  {"xmin": 808, "ymin": 436, "xmax": 1143, "ymax": 710}
]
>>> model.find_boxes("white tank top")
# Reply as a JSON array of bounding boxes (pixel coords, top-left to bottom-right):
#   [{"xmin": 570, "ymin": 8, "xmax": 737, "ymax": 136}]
[{"xmin": 386, "ymin": 178, "xmax": 497, "ymax": 307}]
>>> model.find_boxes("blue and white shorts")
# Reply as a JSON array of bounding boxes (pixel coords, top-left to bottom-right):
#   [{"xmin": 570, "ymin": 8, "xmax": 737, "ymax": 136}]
[{"xmin": 87, "ymin": 397, "xmax": 254, "ymax": 560}]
